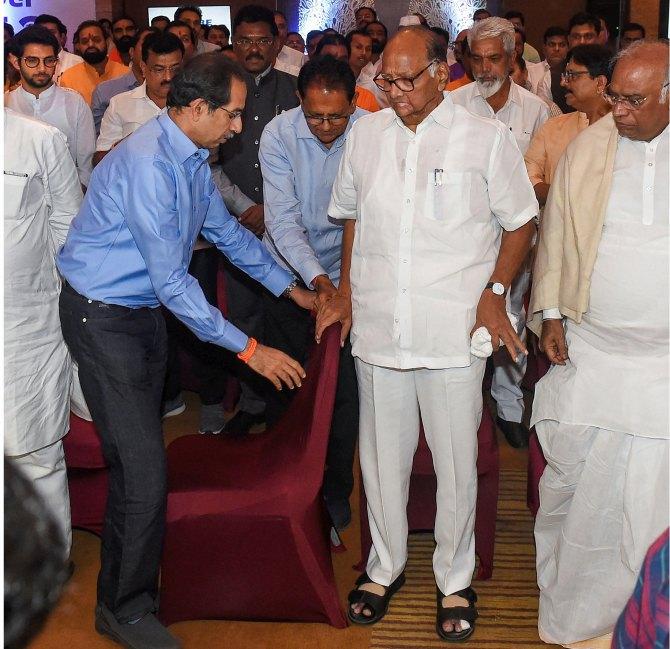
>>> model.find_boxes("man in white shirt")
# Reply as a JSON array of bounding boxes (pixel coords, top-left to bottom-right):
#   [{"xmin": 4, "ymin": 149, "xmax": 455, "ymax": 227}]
[
  {"xmin": 451, "ymin": 17, "xmax": 549, "ymax": 448},
  {"xmin": 317, "ymin": 26, "xmax": 537, "ymax": 641},
  {"xmin": 528, "ymin": 40, "xmax": 669, "ymax": 647},
  {"xmin": 7, "ymin": 26, "xmax": 95, "ymax": 188},
  {"xmin": 5, "ymin": 108, "xmax": 83, "ymax": 559},
  {"xmin": 273, "ymin": 10, "xmax": 304, "ymax": 77},
  {"xmin": 94, "ymin": 32, "xmax": 184, "ymax": 165},
  {"xmin": 33, "ymin": 14, "xmax": 83, "ymax": 83}
]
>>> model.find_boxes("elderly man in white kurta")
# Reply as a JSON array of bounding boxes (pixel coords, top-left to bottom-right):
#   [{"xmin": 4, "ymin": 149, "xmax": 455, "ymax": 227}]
[
  {"xmin": 317, "ymin": 27, "xmax": 537, "ymax": 642},
  {"xmin": 451, "ymin": 17, "xmax": 549, "ymax": 448},
  {"xmin": 4, "ymin": 108, "xmax": 83, "ymax": 555},
  {"xmin": 528, "ymin": 41, "xmax": 669, "ymax": 647}
]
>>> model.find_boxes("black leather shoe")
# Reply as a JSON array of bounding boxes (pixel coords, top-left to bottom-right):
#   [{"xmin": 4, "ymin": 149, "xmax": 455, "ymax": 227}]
[
  {"xmin": 496, "ymin": 417, "xmax": 529, "ymax": 448},
  {"xmin": 225, "ymin": 410, "xmax": 265, "ymax": 437},
  {"xmin": 95, "ymin": 604, "xmax": 181, "ymax": 649}
]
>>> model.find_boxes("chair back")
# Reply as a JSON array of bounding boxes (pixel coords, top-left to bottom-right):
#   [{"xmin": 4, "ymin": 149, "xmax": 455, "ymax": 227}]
[{"xmin": 259, "ymin": 322, "xmax": 342, "ymax": 488}]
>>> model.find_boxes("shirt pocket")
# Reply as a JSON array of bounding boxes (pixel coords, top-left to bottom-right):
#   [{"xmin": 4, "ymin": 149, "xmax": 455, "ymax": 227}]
[
  {"xmin": 4, "ymin": 172, "xmax": 30, "ymax": 219},
  {"xmin": 423, "ymin": 171, "xmax": 471, "ymax": 222}
]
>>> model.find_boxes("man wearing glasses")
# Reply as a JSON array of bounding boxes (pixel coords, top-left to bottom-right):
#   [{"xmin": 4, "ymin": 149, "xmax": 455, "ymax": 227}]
[
  {"xmin": 258, "ymin": 55, "xmax": 366, "ymax": 533},
  {"xmin": 57, "ymin": 53, "xmax": 313, "ymax": 649},
  {"xmin": 6, "ymin": 25, "xmax": 95, "ymax": 188},
  {"xmin": 529, "ymin": 40, "xmax": 669, "ymax": 647},
  {"xmin": 94, "ymin": 32, "xmax": 184, "ymax": 165},
  {"xmin": 524, "ymin": 44, "xmax": 612, "ymax": 207},
  {"xmin": 317, "ymin": 26, "xmax": 537, "ymax": 641},
  {"xmin": 219, "ymin": 4, "xmax": 301, "ymax": 436}
]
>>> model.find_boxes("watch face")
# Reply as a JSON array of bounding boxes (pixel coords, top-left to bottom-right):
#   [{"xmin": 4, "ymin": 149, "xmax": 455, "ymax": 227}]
[{"xmin": 493, "ymin": 282, "xmax": 505, "ymax": 295}]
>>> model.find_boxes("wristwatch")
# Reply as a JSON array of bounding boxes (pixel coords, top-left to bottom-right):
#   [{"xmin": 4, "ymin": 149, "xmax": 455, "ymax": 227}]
[
  {"xmin": 282, "ymin": 279, "xmax": 298, "ymax": 298},
  {"xmin": 485, "ymin": 281, "xmax": 507, "ymax": 296}
]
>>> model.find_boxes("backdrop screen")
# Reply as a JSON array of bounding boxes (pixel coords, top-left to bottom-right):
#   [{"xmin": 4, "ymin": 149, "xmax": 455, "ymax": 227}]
[{"xmin": 147, "ymin": 6, "xmax": 231, "ymax": 31}]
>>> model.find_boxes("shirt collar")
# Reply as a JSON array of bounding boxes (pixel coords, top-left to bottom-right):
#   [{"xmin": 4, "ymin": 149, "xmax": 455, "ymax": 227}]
[
  {"xmin": 158, "ymin": 113, "xmax": 209, "ymax": 165},
  {"xmin": 17, "ymin": 82, "xmax": 56, "ymax": 103},
  {"xmin": 254, "ymin": 66, "xmax": 273, "ymax": 85},
  {"xmin": 471, "ymin": 78, "xmax": 520, "ymax": 108},
  {"xmin": 383, "ymin": 92, "xmax": 455, "ymax": 132}
]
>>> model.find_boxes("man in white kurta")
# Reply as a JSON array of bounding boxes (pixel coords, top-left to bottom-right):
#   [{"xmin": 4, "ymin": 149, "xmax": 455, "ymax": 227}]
[
  {"xmin": 318, "ymin": 27, "xmax": 537, "ymax": 639},
  {"xmin": 6, "ymin": 25, "xmax": 95, "ymax": 187},
  {"xmin": 450, "ymin": 18, "xmax": 549, "ymax": 448},
  {"xmin": 528, "ymin": 41, "xmax": 669, "ymax": 646},
  {"xmin": 4, "ymin": 108, "xmax": 83, "ymax": 555}
]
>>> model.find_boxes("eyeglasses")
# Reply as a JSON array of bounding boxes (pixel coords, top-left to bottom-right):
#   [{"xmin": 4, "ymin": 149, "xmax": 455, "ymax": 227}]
[
  {"xmin": 20, "ymin": 55, "xmax": 58, "ymax": 68},
  {"xmin": 561, "ymin": 70, "xmax": 591, "ymax": 82},
  {"xmin": 148, "ymin": 64, "xmax": 181, "ymax": 75},
  {"xmin": 220, "ymin": 106, "xmax": 243, "ymax": 120},
  {"xmin": 233, "ymin": 37, "xmax": 274, "ymax": 48},
  {"xmin": 303, "ymin": 113, "xmax": 349, "ymax": 126},
  {"xmin": 374, "ymin": 60, "xmax": 437, "ymax": 92},
  {"xmin": 602, "ymin": 83, "xmax": 669, "ymax": 110}
]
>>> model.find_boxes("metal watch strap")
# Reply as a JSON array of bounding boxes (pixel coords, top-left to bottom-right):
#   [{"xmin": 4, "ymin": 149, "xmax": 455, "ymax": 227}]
[{"xmin": 282, "ymin": 279, "xmax": 298, "ymax": 298}]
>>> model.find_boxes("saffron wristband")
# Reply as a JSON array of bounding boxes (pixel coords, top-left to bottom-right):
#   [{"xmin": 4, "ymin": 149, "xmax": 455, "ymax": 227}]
[{"xmin": 237, "ymin": 337, "xmax": 258, "ymax": 364}]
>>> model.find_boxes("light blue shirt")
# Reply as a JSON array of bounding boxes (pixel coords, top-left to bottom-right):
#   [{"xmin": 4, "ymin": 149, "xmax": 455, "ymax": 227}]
[
  {"xmin": 57, "ymin": 113, "xmax": 292, "ymax": 353},
  {"xmin": 259, "ymin": 105, "xmax": 367, "ymax": 287},
  {"xmin": 91, "ymin": 70, "xmax": 140, "ymax": 135}
]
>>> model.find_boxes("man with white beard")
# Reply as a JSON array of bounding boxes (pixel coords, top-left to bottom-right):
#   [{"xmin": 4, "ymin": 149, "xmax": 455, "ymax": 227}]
[{"xmin": 450, "ymin": 17, "xmax": 548, "ymax": 449}]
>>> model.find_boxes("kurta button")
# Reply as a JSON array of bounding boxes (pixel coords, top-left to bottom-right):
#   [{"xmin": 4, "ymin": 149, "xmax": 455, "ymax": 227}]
[
  {"xmin": 254, "ymin": 186, "xmax": 259, "ymax": 192},
  {"xmin": 254, "ymin": 163, "xmax": 259, "ymax": 168},
  {"xmin": 82, "ymin": 317, "xmax": 87, "ymax": 323},
  {"xmin": 254, "ymin": 92, "xmax": 260, "ymax": 98},
  {"xmin": 254, "ymin": 140, "xmax": 259, "ymax": 145},
  {"xmin": 254, "ymin": 116, "xmax": 259, "ymax": 121},
  {"xmin": 87, "ymin": 299, "xmax": 92, "ymax": 303},
  {"xmin": 394, "ymin": 318, "xmax": 399, "ymax": 323}
]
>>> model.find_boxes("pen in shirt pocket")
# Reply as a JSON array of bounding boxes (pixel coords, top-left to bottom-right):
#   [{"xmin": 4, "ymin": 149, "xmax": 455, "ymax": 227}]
[
  {"xmin": 4, "ymin": 170, "xmax": 28, "ymax": 177},
  {"xmin": 275, "ymin": 105, "xmax": 282, "ymax": 116}
]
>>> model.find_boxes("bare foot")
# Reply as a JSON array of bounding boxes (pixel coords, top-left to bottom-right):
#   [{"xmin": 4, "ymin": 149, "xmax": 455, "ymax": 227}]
[
  {"xmin": 440, "ymin": 593, "xmax": 470, "ymax": 634},
  {"xmin": 351, "ymin": 582, "xmax": 387, "ymax": 617}
]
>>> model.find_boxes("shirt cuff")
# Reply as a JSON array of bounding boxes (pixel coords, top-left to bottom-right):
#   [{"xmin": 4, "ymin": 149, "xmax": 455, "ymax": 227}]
[
  {"xmin": 214, "ymin": 323, "xmax": 249, "ymax": 354},
  {"xmin": 299, "ymin": 259, "xmax": 327, "ymax": 289},
  {"xmin": 264, "ymin": 265, "xmax": 295, "ymax": 297},
  {"xmin": 542, "ymin": 308, "xmax": 562, "ymax": 320}
]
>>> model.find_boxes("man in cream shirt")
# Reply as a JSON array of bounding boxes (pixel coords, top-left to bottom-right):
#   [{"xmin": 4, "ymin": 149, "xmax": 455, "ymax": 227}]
[
  {"xmin": 451, "ymin": 17, "xmax": 548, "ymax": 448},
  {"xmin": 528, "ymin": 40, "xmax": 669, "ymax": 647},
  {"xmin": 317, "ymin": 26, "xmax": 537, "ymax": 642}
]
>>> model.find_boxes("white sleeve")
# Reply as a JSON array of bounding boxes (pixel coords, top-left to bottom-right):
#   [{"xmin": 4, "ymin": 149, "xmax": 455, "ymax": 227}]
[
  {"xmin": 328, "ymin": 130, "xmax": 358, "ymax": 220},
  {"xmin": 75, "ymin": 96, "xmax": 95, "ymax": 186},
  {"xmin": 543, "ymin": 308, "xmax": 562, "ymax": 320},
  {"xmin": 96, "ymin": 99, "xmax": 124, "ymax": 152}
]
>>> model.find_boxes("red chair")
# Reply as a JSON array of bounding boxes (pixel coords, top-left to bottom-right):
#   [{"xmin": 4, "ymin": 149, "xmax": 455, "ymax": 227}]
[
  {"xmin": 63, "ymin": 414, "xmax": 108, "ymax": 536},
  {"xmin": 358, "ymin": 407, "xmax": 499, "ymax": 581},
  {"xmin": 159, "ymin": 323, "xmax": 347, "ymax": 628}
]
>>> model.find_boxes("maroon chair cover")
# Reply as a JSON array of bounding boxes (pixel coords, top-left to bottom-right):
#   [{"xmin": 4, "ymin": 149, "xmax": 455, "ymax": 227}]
[
  {"xmin": 159, "ymin": 323, "xmax": 347, "ymax": 628},
  {"xmin": 358, "ymin": 407, "xmax": 499, "ymax": 581},
  {"xmin": 62, "ymin": 414, "xmax": 108, "ymax": 536}
]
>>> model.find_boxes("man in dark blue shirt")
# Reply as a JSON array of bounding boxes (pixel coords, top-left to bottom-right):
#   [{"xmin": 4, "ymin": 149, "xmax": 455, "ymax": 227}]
[{"xmin": 58, "ymin": 53, "xmax": 313, "ymax": 649}]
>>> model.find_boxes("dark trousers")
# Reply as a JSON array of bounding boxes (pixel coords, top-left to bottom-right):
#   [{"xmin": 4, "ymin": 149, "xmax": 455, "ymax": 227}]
[
  {"xmin": 163, "ymin": 248, "xmax": 229, "ymax": 405},
  {"xmin": 263, "ymin": 291, "xmax": 359, "ymax": 505},
  {"xmin": 59, "ymin": 283, "xmax": 168, "ymax": 622}
]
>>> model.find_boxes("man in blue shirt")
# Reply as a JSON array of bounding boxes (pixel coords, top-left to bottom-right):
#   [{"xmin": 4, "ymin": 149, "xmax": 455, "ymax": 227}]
[
  {"xmin": 259, "ymin": 55, "xmax": 367, "ymax": 532},
  {"xmin": 58, "ymin": 53, "xmax": 313, "ymax": 649}
]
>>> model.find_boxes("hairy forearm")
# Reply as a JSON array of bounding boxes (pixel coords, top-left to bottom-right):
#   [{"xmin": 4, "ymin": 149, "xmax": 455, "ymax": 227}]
[{"xmin": 489, "ymin": 220, "xmax": 535, "ymax": 286}]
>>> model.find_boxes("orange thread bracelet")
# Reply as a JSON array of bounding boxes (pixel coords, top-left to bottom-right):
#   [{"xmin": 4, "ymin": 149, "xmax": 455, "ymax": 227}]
[{"xmin": 237, "ymin": 337, "xmax": 258, "ymax": 364}]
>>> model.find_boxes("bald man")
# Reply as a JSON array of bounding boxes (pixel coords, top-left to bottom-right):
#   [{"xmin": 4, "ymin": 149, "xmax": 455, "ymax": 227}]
[
  {"xmin": 528, "ymin": 41, "xmax": 669, "ymax": 646},
  {"xmin": 318, "ymin": 26, "xmax": 537, "ymax": 641}
]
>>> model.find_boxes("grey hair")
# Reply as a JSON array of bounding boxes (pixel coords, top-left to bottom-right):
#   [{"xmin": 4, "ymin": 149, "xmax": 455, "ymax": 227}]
[
  {"xmin": 613, "ymin": 39, "xmax": 670, "ymax": 103},
  {"xmin": 468, "ymin": 16, "xmax": 516, "ymax": 58}
]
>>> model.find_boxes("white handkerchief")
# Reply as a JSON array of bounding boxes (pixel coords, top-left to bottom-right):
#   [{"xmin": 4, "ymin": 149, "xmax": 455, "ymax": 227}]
[{"xmin": 470, "ymin": 313, "xmax": 519, "ymax": 358}]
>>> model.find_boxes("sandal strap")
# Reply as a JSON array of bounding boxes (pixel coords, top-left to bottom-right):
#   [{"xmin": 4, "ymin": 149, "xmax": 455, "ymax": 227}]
[
  {"xmin": 347, "ymin": 589, "xmax": 384, "ymax": 616},
  {"xmin": 438, "ymin": 604, "xmax": 479, "ymax": 625}
]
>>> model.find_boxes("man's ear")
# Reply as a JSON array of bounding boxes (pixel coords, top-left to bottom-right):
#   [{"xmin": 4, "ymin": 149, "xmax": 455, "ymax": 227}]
[
  {"xmin": 189, "ymin": 98, "xmax": 207, "ymax": 121},
  {"xmin": 436, "ymin": 60, "xmax": 450, "ymax": 90},
  {"xmin": 8, "ymin": 53, "xmax": 21, "ymax": 73}
]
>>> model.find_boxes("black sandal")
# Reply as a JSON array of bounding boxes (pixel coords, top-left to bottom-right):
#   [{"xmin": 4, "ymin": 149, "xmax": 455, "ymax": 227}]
[
  {"xmin": 347, "ymin": 571, "xmax": 406, "ymax": 625},
  {"xmin": 436, "ymin": 586, "xmax": 478, "ymax": 642}
]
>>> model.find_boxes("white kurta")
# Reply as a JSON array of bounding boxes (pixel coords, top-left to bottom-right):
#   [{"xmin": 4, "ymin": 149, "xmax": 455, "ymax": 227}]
[
  {"xmin": 5, "ymin": 83, "xmax": 95, "ymax": 187},
  {"xmin": 532, "ymin": 126, "xmax": 669, "ymax": 645},
  {"xmin": 4, "ymin": 109, "xmax": 82, "ymax": 456}
]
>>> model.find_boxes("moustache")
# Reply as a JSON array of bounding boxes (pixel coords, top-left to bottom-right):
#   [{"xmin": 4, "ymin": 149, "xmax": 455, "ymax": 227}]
[{"xmin": 245, "ymin": 54, "xmax": 264, "ymax": 61}]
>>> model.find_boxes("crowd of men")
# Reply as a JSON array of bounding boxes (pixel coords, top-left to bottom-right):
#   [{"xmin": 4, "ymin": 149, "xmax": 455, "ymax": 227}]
[{"xmin": 4, "ymin": 3, "xmax": 668, "ymax": 649}]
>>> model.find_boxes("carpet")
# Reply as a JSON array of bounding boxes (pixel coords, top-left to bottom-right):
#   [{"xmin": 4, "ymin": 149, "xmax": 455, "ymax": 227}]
[{"xmin": 370, "ymin": 470, "xmax": 558, "ymax": 649}]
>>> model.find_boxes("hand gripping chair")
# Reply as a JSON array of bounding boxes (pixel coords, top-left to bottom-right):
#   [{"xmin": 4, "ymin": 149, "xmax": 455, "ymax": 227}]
[
  {"xmin": 62, "ymin": 414, "xmax": 108, "ymax": 536},
  {"xmin": 159, "ymin": 323, "xmax": 347, "ymax": 628},
  {"xmin": 359, "ymin": 407, "xmax": 499, "ymax": 580}
]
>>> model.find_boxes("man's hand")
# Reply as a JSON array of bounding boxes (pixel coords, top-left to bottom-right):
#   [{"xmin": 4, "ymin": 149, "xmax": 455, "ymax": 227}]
[
  {"xmin": 315, "ymin": 292, "xmax": 351, "ymax": 346},
  {"xmin": 312, "ymin": 274, "xmax": 338, "ymax": 311},
  {"xmin": 288, "ymin": 286, "xmax": 316, "ymax": 311},
  {"xmin": 246, "ymin": 343, "xmax": 306, "ymax": 391},
  {"xmin": 471, "ymin": 290, "xmax": 527, "ymax": 362},
  {"xmin": 539, "ymin": 318, "xmax": 568, "ymax": 365},
  {"xmin": 239, "ymin": 204, "xmax": 265, "ymax": 236}
]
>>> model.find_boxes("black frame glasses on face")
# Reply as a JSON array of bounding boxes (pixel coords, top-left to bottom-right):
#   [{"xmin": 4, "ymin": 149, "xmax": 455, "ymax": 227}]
[
  {"xmin": 561, "ymin": 70, "xmax": 591, "ymax": 82},
  {"xmin": 20, "ymin": 55, "xmax": 58, "ymax": 68},
  {"xmin": 302, "ymin": 113, "xmax": 350, "ymax": 126},
  {"xmin": 374, "ymin": 60, "xmax": 437, "ymax": 92},
  {"xmin": 233, "ymin": 37, "xmax": 274, "ymax": 48}
]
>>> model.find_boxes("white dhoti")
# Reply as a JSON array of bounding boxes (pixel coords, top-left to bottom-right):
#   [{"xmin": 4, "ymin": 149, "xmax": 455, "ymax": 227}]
[
  {"xmin": 8, "ymin": 438, "xmax": 72, "ymax": 557},
  {"xmin": 356, "ymin": 358, "xmax": 485, "ymax": 594},
  {"xmin": 534, "ymin": 420, "xmax": 668, "ymax": 645}
]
